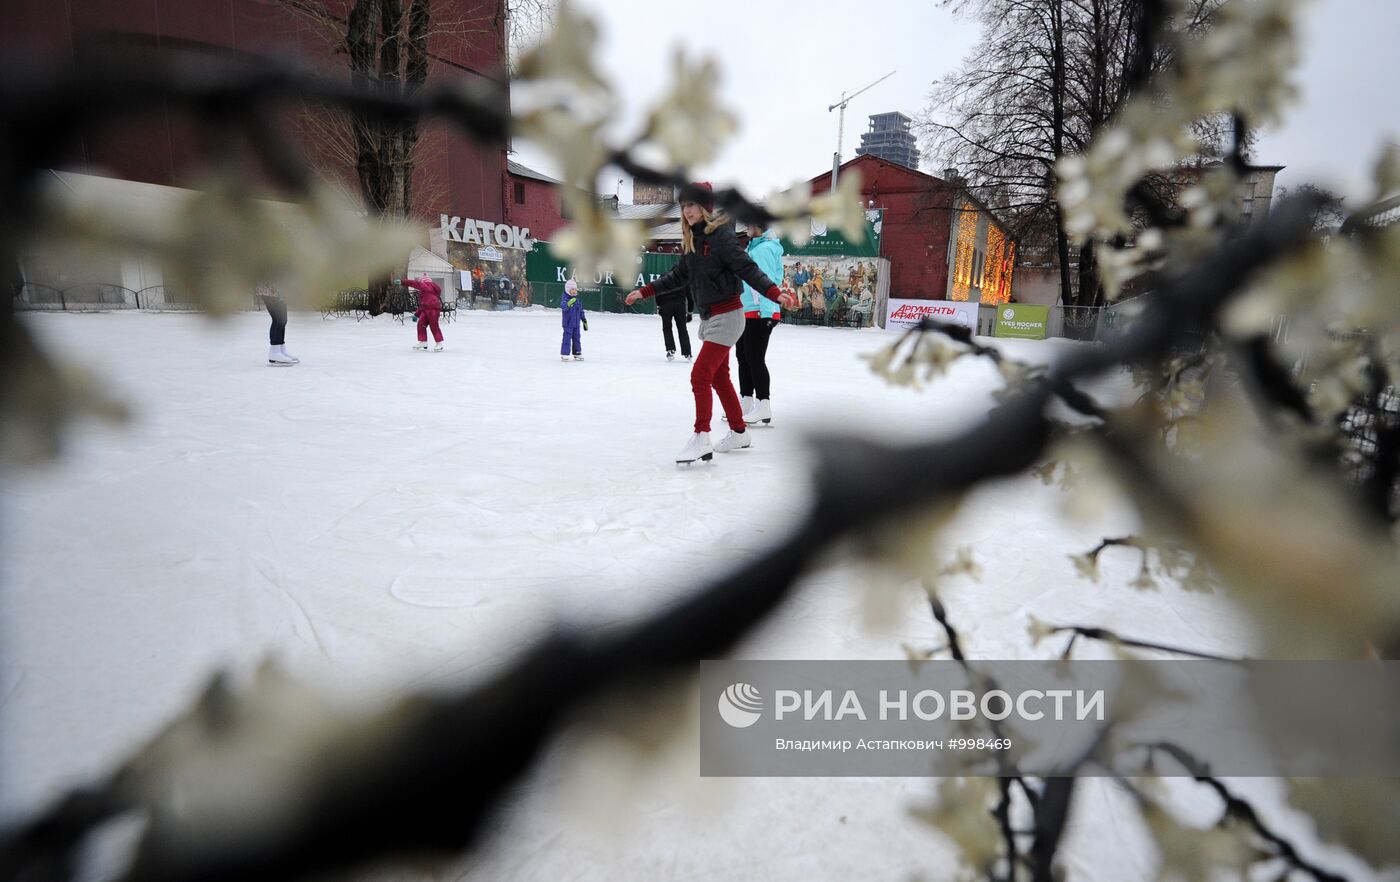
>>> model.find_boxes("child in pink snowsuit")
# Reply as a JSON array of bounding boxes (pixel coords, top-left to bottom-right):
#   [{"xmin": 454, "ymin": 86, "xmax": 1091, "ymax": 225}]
[{"xmin": 403, "ymin": 276, "xmax": 444, "ymax": 351}]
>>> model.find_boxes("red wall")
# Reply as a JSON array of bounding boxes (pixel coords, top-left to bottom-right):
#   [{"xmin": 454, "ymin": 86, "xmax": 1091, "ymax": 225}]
[
  {"xmin": 807, "ymin": 155, "xmax": 959, "ymax": 300},
  {"xmin": 504, "ymin": 175, "xmax": 567, "ymax": 242},
  {"xmin": 3, "ymin": 0, "xmax": 510, "ymax": 227}
]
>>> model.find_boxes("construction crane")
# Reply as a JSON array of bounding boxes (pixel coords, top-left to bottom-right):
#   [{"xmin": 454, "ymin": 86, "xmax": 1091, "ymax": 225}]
[{"xmin": 828, "ymin": 70, "xmax": 896, "ymax": 188}]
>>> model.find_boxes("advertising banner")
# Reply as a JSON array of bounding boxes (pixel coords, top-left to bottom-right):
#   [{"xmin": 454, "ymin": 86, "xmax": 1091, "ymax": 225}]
[
  {"xmin": 781, "ymin": 209, "xmax": 882, "ymax": 258},
  {"xmin": 995, "ymin": 303, "xmax": 1049, "ymax": 339},
  {"xmin": 884, "ymin": 298, "xmax": 979, "ymax": 332},
  {"xmin": 442, "ymin": 239, "xmax": 529, "ymax": 308},
  {"xmin": 524, "ymin": 245, "xmax": 680, "ymax": 313}
]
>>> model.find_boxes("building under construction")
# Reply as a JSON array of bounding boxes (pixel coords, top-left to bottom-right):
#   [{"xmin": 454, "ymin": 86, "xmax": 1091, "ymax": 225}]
[{"xmin": 855, "ymin": 112, "xmax": 921, "ymax": 171}]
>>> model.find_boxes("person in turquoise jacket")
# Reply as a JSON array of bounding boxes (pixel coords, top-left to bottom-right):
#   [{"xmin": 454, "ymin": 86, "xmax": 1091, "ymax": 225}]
[{"xmin": 734, "ymin": 225, "xmax": 784, "ymax": 426}]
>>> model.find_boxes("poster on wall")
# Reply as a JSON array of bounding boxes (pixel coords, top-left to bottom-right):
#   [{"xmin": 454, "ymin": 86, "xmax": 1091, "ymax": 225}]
[
  {"xmin": 442, "ymin": 240, "xmax": 529, "ymax": 307},
  {"xmin": 994, "ymin": 303, "xmax": 1049, "ymax": 339},
  {"xmin": 439, "ymin": 216, "xmax": 533, "ymax": 307},
  {"xmin": 884, "ymin": 298, "xmax": 979, "ymax": 332},
  {"xmin": 778, "ymin": 254, "xmax": 883, "ymax": 327}
]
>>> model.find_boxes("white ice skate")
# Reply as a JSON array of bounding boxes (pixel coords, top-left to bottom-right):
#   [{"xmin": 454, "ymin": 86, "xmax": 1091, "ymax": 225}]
[
  {"xmin": 561, "ymin": 354, "xmax": 570, "ymax": 362},
  {"xmin": 413, "ymin": 342, "xmax": 429, "ymax": 351},
  {"xmin": 743, "ymin": 398, "xmax": 772, "ymax": 426},
  {"xmin": 276, "ymin": 344, "xmax": 300, "ymax": 364},
  {"xmin": 433, "ymin": 342, "xmax": 444, "ymax": 352},
  {"xmin": 714, "ymin": 430, "xmax": 752, "ymax": 452},
  {"xmin": 267, "ymin": 345, "xmax": 296, "ymax": 366},
  {"xmin": 666, "ymin": 350, "xmax": 675, "ymax": 361},
  {"xmin": 675, "ymin": 432, "xmax": 713, "ymax": 464},
  {"xmin": 724, "ymin": 396, "xmax": 755, "ymax": 423},
  {"xmin": 573, "ymin": 354, "xmax": 584, "ymax": 361}
]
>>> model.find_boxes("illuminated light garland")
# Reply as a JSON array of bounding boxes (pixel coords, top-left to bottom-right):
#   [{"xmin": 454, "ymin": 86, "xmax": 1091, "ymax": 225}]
[
  {"xmin": 982, "ymin": 225, "xmax": 1010, "ymax": 305},
  {"xmin": 950, "ymin": 202, "xmax": 977, "ymax": 301},
  {"xmin": 1000, "ymin": 240, "xmax": 1016, "ymax": 303}
]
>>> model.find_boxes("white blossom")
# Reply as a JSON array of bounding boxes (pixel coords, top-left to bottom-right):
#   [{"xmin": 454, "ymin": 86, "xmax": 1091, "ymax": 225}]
[
  {"xmin": 643, "ymin": 49, "xmax": 738, "ymax": 169},
  {"xmin": 810, "ymin": 171, "xmax": 869, "ymax": 246}
]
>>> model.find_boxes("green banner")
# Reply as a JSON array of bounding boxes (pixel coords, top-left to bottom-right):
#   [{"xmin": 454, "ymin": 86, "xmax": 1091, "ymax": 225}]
[
  {"xmin": 781, "ymin": 209, "xmax": 882, "ymax": 258},
  {"xmin": 524, "ymin": 244, "xmax": 680, "ymax": 314},
  {"xmin": 994, "ymin": 303, "xmax": 1049, "ymax": 339}
]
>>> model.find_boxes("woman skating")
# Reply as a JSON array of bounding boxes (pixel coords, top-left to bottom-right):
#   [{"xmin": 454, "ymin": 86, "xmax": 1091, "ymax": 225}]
[{"xmin": 624, "ymin": 183, "xmax": 796, "ymax": 463}]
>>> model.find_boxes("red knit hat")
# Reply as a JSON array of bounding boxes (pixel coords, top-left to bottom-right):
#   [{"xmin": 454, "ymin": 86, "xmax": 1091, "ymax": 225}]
[{"xmin": 682, "ymin": 181, "xmax": 716, "ymax": 212}]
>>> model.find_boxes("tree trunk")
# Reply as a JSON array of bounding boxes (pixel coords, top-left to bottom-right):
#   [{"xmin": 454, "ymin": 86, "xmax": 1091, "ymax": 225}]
[
  {"xmin": 1069, "ymin": 242, "xmax": 1103, "ymax": 338},
  {"xmin": 1050, "ymin": 0, "xmax": 1074, "ymax": 309},
  {"xmin": 345, "ymin": 0, "xmax": 430, "ymax": 315}
]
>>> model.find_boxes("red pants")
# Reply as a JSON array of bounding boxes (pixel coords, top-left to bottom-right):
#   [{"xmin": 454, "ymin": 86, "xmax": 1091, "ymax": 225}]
[
  {"xmin": 416, "ymin": 308, "xmax": 443, "ymax": 343},
  {"xmin": 691, "ymin": 341, "xmax": 746, "ymax": 433}
]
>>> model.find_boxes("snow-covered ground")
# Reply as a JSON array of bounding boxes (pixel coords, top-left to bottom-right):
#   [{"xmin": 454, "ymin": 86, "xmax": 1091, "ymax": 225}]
[{"xmin": 1, "ymin": 308, "xmax": 1383, "ymax": 881}]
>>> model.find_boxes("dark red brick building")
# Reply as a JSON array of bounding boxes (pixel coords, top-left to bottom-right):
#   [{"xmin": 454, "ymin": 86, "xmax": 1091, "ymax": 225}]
[
  {"xmin": 3, "ymin": 0, "xmax": 519, "ymax": 229},
  {"xmin": 808, "ymin": 154, "xmax": 1011, "ymax": 302},
  {"xmin": 505, "ymin": 160, "xmax": 568, "ymax": 242}
]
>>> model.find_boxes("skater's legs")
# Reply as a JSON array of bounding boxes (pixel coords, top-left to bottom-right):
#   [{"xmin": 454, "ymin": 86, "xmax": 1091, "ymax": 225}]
[
  {"xmin": 690, "ymin": 341, "xmax": 733, "ymax": 433},
  {"xmin": 426, "ymin": 309, "xmax": 443, "ymax": 343},
  {"xmin": 737, "ymin": 318, "xmax": 759, "ymax": 397},
  {"xmin": 676, "ymin": 309, "xmax": 692, "ymax": 358},
  {"xmin": 416, "ymin": 313, "xmax": 430, "ymax": 343},
  {"xmin": 746, "ymin": 318, "xmax": 774, "ymax": 399},
  {"xmin": 570, "ymin": 326, "xmax": 582, "ymax": 355},
  {"xmin": 710, "ymin": 348, "xmax": 746, "ymax": 432},
  {"xmin": 660, "ymin": 305, "xmax": 677, "ymax": 353},
  {"xmin": 264, "ymin": 295, "xmax": 287, "ymax": 346},
  {"xmin": 661, "ymin": 301, "xmax": 692, "ymax": 357},
  {"xmin": 561, "ymin": 328, "xmax": 571, "ymax": 356}
]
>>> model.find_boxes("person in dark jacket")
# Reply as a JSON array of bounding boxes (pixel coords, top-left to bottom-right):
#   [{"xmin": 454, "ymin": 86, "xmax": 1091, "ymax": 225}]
[
  {"xmin": 625, "ymin": 182, "xmax": 797, "ymax": 464},
  {"xmin": 655, "ymin": 278, "xmax": 693, "ymax": 361}
]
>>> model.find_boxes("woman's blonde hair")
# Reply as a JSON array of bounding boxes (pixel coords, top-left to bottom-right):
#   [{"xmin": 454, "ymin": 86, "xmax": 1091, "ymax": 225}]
[{"xmin": 679, "ymin": 203, "xmax": 714, "ymax": 255}]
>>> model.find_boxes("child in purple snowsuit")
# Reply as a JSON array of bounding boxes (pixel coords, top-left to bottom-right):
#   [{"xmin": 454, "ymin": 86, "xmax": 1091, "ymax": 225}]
[{"xmin": 560, "ymin": 279, "xmax": 587, "ymax": 361}]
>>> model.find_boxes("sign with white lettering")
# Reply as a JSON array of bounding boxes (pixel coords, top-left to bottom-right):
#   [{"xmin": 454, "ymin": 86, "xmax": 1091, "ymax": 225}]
[
  {"xmin": 439, "ymin": 215, "xmax": 533, "ymax": 250},
  {"xmin": 994, "ymin": 303, "xmax": 1049, "ymax": 339}
]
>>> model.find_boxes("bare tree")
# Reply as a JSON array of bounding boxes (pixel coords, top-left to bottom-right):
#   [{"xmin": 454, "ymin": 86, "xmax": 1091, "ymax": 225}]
[
  {"xmin": 505, "ymin": 0, "xmax": 554, "ymax": 64},
  {"xmin": 921, "ymin": 0, "xmax": 1227, "ymax": 316},
  {"xmin": 266, "ymin": 0, "xmax": 506, "ymax": 311}
]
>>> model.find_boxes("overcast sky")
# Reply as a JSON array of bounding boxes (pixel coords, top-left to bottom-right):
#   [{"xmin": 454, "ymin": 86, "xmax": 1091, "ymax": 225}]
[{"xmin": 510, "ymin": 0, "xmax": 1399, "ymax": 205}]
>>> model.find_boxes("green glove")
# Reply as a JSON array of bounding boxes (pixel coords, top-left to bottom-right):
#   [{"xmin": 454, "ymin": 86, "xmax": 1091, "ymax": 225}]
[
  {"xmin": 582, "ymin": 318, "xmax": 589, "ymax": 331},
  {"xmin": 567, "ymin": 297, "xmax": 577, "ymax": 307}
]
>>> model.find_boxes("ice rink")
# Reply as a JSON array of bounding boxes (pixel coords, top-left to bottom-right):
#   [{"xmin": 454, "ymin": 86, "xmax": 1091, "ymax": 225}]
[{"xmin": 2, "ymin": 307, "xmax": 1378, "ymax": 881}]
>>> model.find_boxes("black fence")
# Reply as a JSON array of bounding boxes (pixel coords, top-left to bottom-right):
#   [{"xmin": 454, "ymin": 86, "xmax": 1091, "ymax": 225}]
[{"xmin": 16, "ymin": 282, "xmax": 140, "ymax": 310}]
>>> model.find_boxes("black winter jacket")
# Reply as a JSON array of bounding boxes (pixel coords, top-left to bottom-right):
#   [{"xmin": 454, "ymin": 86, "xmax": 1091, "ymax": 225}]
[
  {"xmin": 654, "ymin": 287, "xmax": 692, "ymax": 312},
  {"xmin": 644, "ymin": 218, "xmax": 779, "ymax": 318}
]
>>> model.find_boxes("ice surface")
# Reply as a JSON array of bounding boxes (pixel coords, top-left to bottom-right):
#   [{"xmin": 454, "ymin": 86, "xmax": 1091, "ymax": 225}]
[{"xmin": 2, "ymin": 309, "xmax": 1384, "ymax": 881}]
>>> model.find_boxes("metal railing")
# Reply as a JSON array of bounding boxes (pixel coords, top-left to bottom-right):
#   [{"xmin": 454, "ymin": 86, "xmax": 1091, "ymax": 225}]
[{"xmin": 16, "ymin": 282, "xmax": 141, "ymax": 311}]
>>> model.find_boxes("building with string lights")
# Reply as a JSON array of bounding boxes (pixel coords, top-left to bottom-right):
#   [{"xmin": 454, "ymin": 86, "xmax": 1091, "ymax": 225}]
[{"xmin": 806, "ymin": 154, "xmax": 1015, "ymax": 304}]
